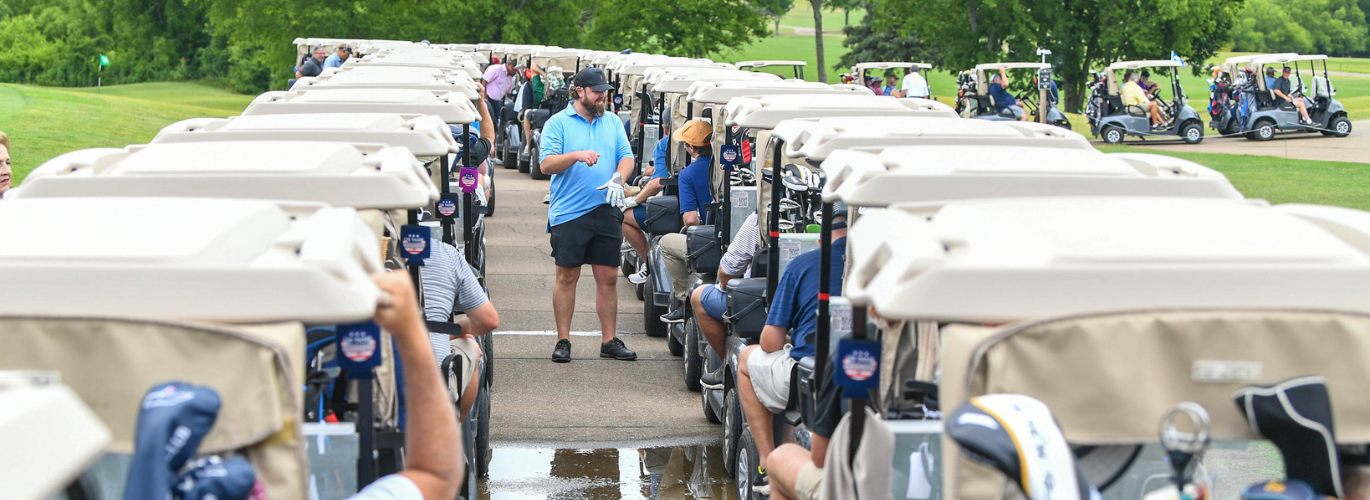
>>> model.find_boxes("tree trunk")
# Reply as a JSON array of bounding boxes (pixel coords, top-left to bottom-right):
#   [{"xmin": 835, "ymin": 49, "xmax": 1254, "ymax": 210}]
[
  {"xmin": 844, "ymin": 9, "xmax": 850, "ymax": 26},
  {"xmin": 812, "ymin": 0, "xmax": 826, "ymax": 82},
  {"xmin": 776, "ymin": 16, "xmax": 782, "ymax": 36}
]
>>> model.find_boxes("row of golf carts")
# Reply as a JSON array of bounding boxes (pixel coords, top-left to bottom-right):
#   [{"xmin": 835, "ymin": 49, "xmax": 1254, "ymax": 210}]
[
  {"xmin": 588, "ymin": 44, "xmax": 1370, "ymax": 500},
  {"xmin": 5, "ymin": 39, "xmax": 502, "ymax": 500}
]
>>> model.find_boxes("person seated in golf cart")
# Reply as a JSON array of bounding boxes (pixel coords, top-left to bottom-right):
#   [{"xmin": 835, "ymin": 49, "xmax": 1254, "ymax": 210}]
[
  {"xmin": 988, "ymin": 68, "xmax": 1028, "ymax": 121},
  {"xmin": 623, "ymin": 109, "xmax": 674, "ymax": 285},
  {"xmin": 690, "ymin": 212, "xmax": 759, "ymax": 374},
  {"xmin": 763, "ymin": 354, "xmax": 846, "ymax": 500},
  {"xmin": 1138, "ymin": 70, "xmax": 1159, "ymax": 94},
  {"xmin": 1273, "ymin": 66, "xmax": 1314, "ymax": 125},
  {"xmin": 737, "ymin": 204, "xmax": 848, "ymax": 492},
  {"xmin": 902, "ymin": 66, "xmax": 930, "ymax": 99},
  {"xmin": 656, "ymin": 119, "xmax": 716, "ymax": 324},
  {"xmin": 1122, "ymin": 72, "xmax": 1166, "ymax": 130}
]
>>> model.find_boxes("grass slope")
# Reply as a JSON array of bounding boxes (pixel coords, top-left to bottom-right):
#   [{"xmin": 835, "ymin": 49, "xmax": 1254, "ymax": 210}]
[
  {"xmin": 1100, "ymin": 146, "xmax": 1370, "ymax": 210},
  {"xmin": 0, "ymin": 82, "xmax": 252, "ymax": 183}
]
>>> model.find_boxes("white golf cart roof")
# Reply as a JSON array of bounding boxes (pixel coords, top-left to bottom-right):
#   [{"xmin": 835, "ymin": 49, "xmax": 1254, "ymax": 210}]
[
  {"xmin": 439, "ymin": 43, "xmax": 478, "ymax": 52},
  {"xmin": 531, "ymin": 48, "xmax": 584, "ymax": 71},
  {"xmin": 851, "ymin": 62, "xmax": 933, "ymax": 75},
  {"xmin": 323, "ymin": 64, "xmax": 479, "ymax": 81},
  {"xmin": 852, "ymin": 198, "xmax": 1370, "ymax": 323},
  {"xmin": 725, "ymin": 94, "xmax": 957, "ymax": 128},
  {"xmin": 653, "ymin": 71, "xmax": 782, "ymax": 94},
  {"xmin": 151, "ymin": 113, "xmax": 458, "ymax": 157},
  {"xmin": 293, "ymin": 37, "xmax": 364, "ymax": 47},
  {"xmin": 1, "ymin": 382, "xmax": 110, "ymax": 500},
  {"xmin": 687, "ymin": 80, "xmax": 871, "ymax": 104},
  {"xmin": 243, "ymin": 89, "xmax": 478, "ymax": 124},
  {"xmin": 341, "ymin": 54, "xmax": 482, "ymax": 78},
  {"xmin": 0, "ymin": 197, "xmax": 382, "ymax": 323},
  {"xmin": 15, "ymin": 141, "xmax": 439, "ymax": 210},
  {"xmin": 973, "ymin": 62, "xmax": 1051, "ymax": 71},
  {"xmin": 1220, "ymin": 53, "xmax": 1298, "ymax": 71},
  {"xmin": 821, "ymin": 146, "xmax": 1241, "ymax": 209},
  {"xmin": 291, "ymin": 71, "xmax": 480, "ymax": 100},
  {"xmin": 736, "ymin": 60, "xmax": 808, "ymax": 69},
  {"xmin": 1248, "ymin": 53, "xmax": 1330, "ymax": 67},
  {"xmin": 618, "ymin": 59, "xmax": 734, "ymax": 76},
  {"xmin": 771, "ymin": 116, "xmax": 1089, "ymax": 162},
  {"xmin": 1108, "ymin": 60, "xmax": 1185, "ymax": 70},
  {"xmin": 643, "ymin": 66, "xmax": 745, "ymax": 84}
]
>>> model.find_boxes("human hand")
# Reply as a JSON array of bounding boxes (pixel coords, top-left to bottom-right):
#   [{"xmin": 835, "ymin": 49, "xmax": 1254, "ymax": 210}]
[
  {"xmin": 477, "ymin": 82, "xmax": 488, "ymax": 101},
  {"xmin": 621, "ymin": 197, "xmax": 639, "ymax": 210},
  {"xmin": 575, "ymin": 150, "xmax": 600, "ymax": 166},
  {"xmin": 371, "ymin": 271, "xmax": 425, "ymax": 339},
  {"xmin": 597, "ymin": 172, "xmax": 627, "ymax": 208}
]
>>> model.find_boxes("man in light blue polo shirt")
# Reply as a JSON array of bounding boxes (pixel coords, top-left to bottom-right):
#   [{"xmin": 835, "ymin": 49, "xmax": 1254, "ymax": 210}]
[{"xmin": 539, "ymin": 67, "xmax": 638, "ymax": 363}]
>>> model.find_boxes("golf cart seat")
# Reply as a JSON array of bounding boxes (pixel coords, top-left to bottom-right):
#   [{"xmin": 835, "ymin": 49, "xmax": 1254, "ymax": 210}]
[
  {"xmin": 0, "ymin": 197, "xmax": 384, "ymax": 499},
  {"xmin": 971, "ymin": 95, "xmax": 994, "ymax": 115},
  {"xmin": 1125, "ymin": 103, "xmax": 1148, "ymax": 117}
]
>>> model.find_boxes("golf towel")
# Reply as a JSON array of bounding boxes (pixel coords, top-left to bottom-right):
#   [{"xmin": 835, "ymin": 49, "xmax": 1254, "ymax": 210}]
[{"xmin": 820, "ymin": 407, "xmax": 894, "ymax": 500}]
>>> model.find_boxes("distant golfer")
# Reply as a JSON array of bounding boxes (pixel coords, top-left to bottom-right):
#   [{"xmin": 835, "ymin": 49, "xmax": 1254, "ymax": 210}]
[{"xmin": 538, "ymin": 68, "xmax": 638, "ymax": 363}]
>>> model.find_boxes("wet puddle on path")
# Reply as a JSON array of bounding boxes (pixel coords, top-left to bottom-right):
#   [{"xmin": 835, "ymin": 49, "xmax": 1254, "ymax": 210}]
[{"xmin": 479, "ymin": 445, "xmax": 736, "ymax": 500}]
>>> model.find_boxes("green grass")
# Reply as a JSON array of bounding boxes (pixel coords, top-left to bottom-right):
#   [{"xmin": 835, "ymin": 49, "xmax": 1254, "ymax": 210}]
[
  {"xmin": 713, "ymin": 30, "xmax": 853, "ymax": 83},
  {"xmin": 774, "ymin": 3, "xmax": 863, "ymax": 31},
  {"xmin": 0, "ymin": 82, "xmax": 252, "ymax": 184},
  {"xmin": 1099, "ymin": 146, "xmax": 1370, "ymax": 210}
]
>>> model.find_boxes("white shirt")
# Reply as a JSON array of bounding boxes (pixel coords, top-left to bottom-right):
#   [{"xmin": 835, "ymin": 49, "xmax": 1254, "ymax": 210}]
[{"xmin": 902, "ymin": 73, "xmax": 930, "ymax": 98}]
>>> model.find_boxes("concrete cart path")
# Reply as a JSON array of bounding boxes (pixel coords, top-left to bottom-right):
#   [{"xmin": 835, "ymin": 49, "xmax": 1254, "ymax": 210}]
[
  {"xmin": 1112, "ymin": 119, "xmax": 1370, "ymax": 164},
  {"xmin": 483, "ymin": 165, "xmax": 717, "ymax": 445}
]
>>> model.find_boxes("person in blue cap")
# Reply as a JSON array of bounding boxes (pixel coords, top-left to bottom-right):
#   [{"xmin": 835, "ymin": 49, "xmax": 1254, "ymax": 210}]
[{"xmin": 539, "ymin": 67, "xmax": 638, "ymax": 363}]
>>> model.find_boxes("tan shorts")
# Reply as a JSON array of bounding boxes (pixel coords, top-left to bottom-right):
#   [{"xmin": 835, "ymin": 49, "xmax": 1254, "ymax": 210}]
[
  {"xmin": 746, "ymin": 345, "xmax": 795, "ymax": 414},
  {"xmin": 446, "ymin": 337, "xmax": 480, "ymax": 402},
  {"xmin": 796, "ymin": 463, "xmax": 823, "ymax": 500}
]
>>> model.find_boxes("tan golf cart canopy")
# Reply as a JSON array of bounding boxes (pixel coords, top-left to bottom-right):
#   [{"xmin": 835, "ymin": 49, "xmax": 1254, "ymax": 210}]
[
  {"xmin": 770, "ymin": 116, "xmax": 1089, "ymax": 164},
  {"xmin": 724, "ymin": 93, "xmax": 958, "ymax": 129},
  {"xmin": 15, "ymin": 141, "xmax": 439, "ymax": 210},
  {"xmin": 292, "ymin": 71, "xmax": 480, "ymax": 100},
  {"xmin": 2, "ymin": 381, "xmax": 110, "ymax": 500},
  {"xmin": 531, "ymin": 48, "xmax": 585, "ymax": 72},
  {"xmin": 243, "ymin": 88, "xmax": 479, "ymax": 124},
  {"xmin": 735, "ymin": 60, "xmax": 808, "ymax": 70},
  {"xmin": 151, "ymin": 113, "xmax": 459, "ymax": 157},
  {"xmin": 0, "ymin": 197, "xmax": 382, "ymax": 322},
  {"xmin": 822, "ymin": 146, "xmax": 1241, "ymax": 213},
  {"xmin": 687, "ymin": 80, "xmax": 871, "ymax": 104}
]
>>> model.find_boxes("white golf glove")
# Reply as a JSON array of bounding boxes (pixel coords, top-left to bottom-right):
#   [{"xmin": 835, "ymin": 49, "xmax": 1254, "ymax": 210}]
[
  {"xmin": 597, "ymin": 172, "xmax": 627, "ymax": 208},
  {"xmin": 622, "ymin": 197, "xmax": 640, "ymax": 210}
]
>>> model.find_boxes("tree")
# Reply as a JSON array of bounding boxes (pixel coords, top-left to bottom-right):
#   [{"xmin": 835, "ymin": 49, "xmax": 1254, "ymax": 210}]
[
  {"xmin": 1230, "ymin": 0, "xmax": 1366, "ymax": 55},
  {"xmin": 753, "ymin": 0, "xmax": 795, "ymax": 35},
  {"xmin": 835, "ymin": 5, "xmax": 938, "ymax": 75},
  {"xmin": 585, "ymin": 0, "xmax": 768, "ymax": 58},
  {"xmin": 827, "ymin": 0, "xmax": 860, "ymax": 26},
  {"xmin": 810, "ymin": 0, "xmax": 828, "ymax": 82}
]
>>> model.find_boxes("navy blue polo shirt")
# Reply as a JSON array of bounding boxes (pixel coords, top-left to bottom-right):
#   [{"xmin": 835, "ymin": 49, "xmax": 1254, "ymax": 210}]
[{"xmin": 765, "ymin": 238, "xmax": 847, "ymax": 360}]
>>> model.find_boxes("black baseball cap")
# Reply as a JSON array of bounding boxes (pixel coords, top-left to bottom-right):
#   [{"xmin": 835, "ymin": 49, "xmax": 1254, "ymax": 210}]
[{"xmin": 573, "ymin": 68, "xmax": 614, "ymax": 92}]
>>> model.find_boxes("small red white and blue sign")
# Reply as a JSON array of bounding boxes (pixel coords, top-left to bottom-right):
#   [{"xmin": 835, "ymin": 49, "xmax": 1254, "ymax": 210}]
[
  {"xmin": 400, "ymin": 225, "xmax": 431, "ymax": 263},
  {"xmin": 720, "ymin": 145, "xmax": 740, "ymax": 170},
  {"xmin": 437, "ymin": 196, "xmax": 457, "ymax": 218},
  {"xmin": 459, "ymin": 167, "xmax": 479, "ymax": 194},
  {"xmin": 836, "ymin": 339, "xmax": 881, "ymax": 393},
  {"xmin": 336, "ymin": 321, "xmax": 383, "ymax": 377}
]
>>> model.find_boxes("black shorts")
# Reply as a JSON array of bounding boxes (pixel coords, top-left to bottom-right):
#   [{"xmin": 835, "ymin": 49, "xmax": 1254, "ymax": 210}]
[{"xmin": 550, "ymin": 204, "xmax": 623, "ymax": 268}]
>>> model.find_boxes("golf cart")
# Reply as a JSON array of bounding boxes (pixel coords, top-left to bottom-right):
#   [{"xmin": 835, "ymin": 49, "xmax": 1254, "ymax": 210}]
[
  {"xmin": 847, "ymin": 62, "xmax": 934, "ymax": 96},
  {"xmin": 1238, "ymin": 54, "xmax": 1352, "ymax": 140},
  {"xmin": 1087, "ymin": 60, "xmax": 1205, "ymax": 144},
  {"xmin": 1206, "ymin": 53, "xmax": 1297, "ymax": 136},
  {"xmin": 848, "ymin": 197, "xmax": 1370, "ymax": 500},
  {"xmin": 508, "ymin": 49, "xmax": 586, "ymax": 177},
  {"xmin": 960, "ymin": 62, "xmax": 1070, "ymax": 128},
  {"xmin": 735, "ymin": 60, "xmax": 808, "ymax": 80},
  {"xmin": 290, "ymin": 70, "xmax": 481, "ymax": 101},
  {"xmin": 339, "ymin": 50, "xmax": 483, "ymax": 79},
  {"xmin": 0, "ymin": 197, "xmax": 386, "ymax": 499},
  {"xmin": 13, "ymin": 139, "xmax": 496, "ymax": 491}
]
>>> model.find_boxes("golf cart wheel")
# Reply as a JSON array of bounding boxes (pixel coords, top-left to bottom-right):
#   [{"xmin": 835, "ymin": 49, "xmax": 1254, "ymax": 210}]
[
  {"xmin": 529, "ymin": 138, "xmax": 548, "ymax": 180},
  {"xmin": 1101, "ymin": 126, "xmax": 1125, "ymax": 145},
  {"xmin": 481, "ymin": 333, "xmax": 494, "ymax": 389},
  {"xmin": 1181, "ymin": 122, "xmax": 1204, "ymax": 144},
  {"xmin": 484, "ymin": 171, "xmax": 495, "ymax": 217},
  {"xmin": 1330, "ymin": 116, "xmax": 1352, "ymax": 137},
  {"xmin": 635, "ymin": 282, "xmax": 645, "ymax": 301},
  {"xmin": 701, "ymin": 378, "xmax": 721, "ymax": 423},
  {"xmin": 502, "ymin": 134, "xmax": 518, "ymax": 170},
  {"xmin": 1223, "ymin": 120, "xmax": 1242, "ymax": 137},
  {"xmin": 517, "ymin": 152, "xmax": 530, "ymax": 174},
  {"xmin": 723, "ymin": 386, "xmax": 743, "ymax": 476},
  {"xmin": 1253, "ymin": 119, "xmax": 1276, "ymax": 141},
  {"xmin": 668, "ymin": 317, "xmax": 685, "ymax": 357},
  {"xmin": 643, "ymin": 279, "xmax": 667, "ymax": 337},
  {"xmin": 736, "ymin": 428, "xmax": 760, "ymax": 500},
  {"xmin": 621, "ymin": 255, "xmax": 636, "ymax": 278},
  {"xmin": 683, "ymin": 318, "xmax": 701, "ymax": 390},
  {"xmin": 474, "ymin": 382, "xmax": 492, "ymax": 477}
]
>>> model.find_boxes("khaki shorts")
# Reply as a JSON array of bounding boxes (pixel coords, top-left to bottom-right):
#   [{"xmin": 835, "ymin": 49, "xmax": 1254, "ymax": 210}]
[
  {"xmin": 746, "ymin": 345, "xmax": 795, "ymax": 414},
  {"xmin": 796, "ymin": 463, "xmax": 823, "ymax": 500},
  {"xmin": 446, "ymin": 337, "xmax": 481, "ymax": 402}
]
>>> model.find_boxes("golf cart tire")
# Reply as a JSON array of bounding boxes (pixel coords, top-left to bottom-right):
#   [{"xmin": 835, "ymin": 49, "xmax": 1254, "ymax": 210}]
[
  {"xmin": 1330, "ymin": 116, "xmax": 1352, "ymax": 137},
  {"xmin": 723, "ymin": 386, "xmax": 742, "ymax": 476},
  {"xmin": 702, "ymin": 378, "xmax": 721, "ymax": 423},
  {"xmin": 668, "ymin": 318, "xmax": 686, "ymax": 357},
  {"xmin": 518, "ymin": 153, "xmax": 530, "ymax": 174},
  {"xmin": 643, "ymin": 279, "xmax": 668, "ymax": 337},
  {"xmin": 1252, "ymin": 119, "xmax": 1277, "ymax": 141},
  {"xmin": 529, "ymin": 139, "xmax": 549, "ymax": 180},
  {"xmin": 682, "ymin": 318, "xmax": 701, "ymax": 389},
  {"xmin": 1181, "ymin": 121, "xmax": 1204, "ymax": 144},
  {"xmin": 1101, "ymin": 126, "xmax": 1125, "ymax": 145},
  {"xmin": 1223, "ymin": 120, "xmax": 1242, "ymax": 137},
  {"xmin": 736, "ymin": 428, "xmax": 760, "ymax": 500},
  {"xmin": 481, "ymin": 333, "xmax": 494, "ymax": 389},
  {"xmin": 635, "ymin": 282, "xmax": 645, "ymax": 301},
  {"xmin": 621, "ymin": 258, "xmax": 635, "ymax": 278},
  {"xmin": 502, "ymin": 135, "xmax": 518, "ymax": 170},
  {"xmin": 475, "ymin": 381, "xmax": 492, "ymax": 477},
  {"xmin": 485, "ymin": 172, "xmax": 495, "ymax": 218}
]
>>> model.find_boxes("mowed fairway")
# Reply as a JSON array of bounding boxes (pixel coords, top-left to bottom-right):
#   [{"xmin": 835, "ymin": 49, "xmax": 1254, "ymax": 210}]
[{"xmin": 0, "ymin": 82, "xmax": 254, "ymax": 182}]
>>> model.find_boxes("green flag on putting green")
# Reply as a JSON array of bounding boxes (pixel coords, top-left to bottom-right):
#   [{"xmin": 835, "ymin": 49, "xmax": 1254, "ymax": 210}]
[{"xmin": 99, "ymin": 55, "xmax": 110, "ymax": 66}]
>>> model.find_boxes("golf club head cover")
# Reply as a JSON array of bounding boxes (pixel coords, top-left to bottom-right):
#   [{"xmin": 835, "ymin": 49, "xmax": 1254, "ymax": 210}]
[
  {"xmin": 1234, "ymin": 376, "xmax": 1342, "ymax": 498},
  {"xmin": 174, "ymin": 455, "xmax": 258, "ymax": 500},
  {"xmin": 122, "ymin": 382, "xmax": 222, "ymax": 500},
  {"xmin": 1241, "ymin": 480, "xmax": 1321, "ymax": 500},
  {"xmin": 947, "ymin": 394, "xmax": 1099, "ymax": 500}
]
